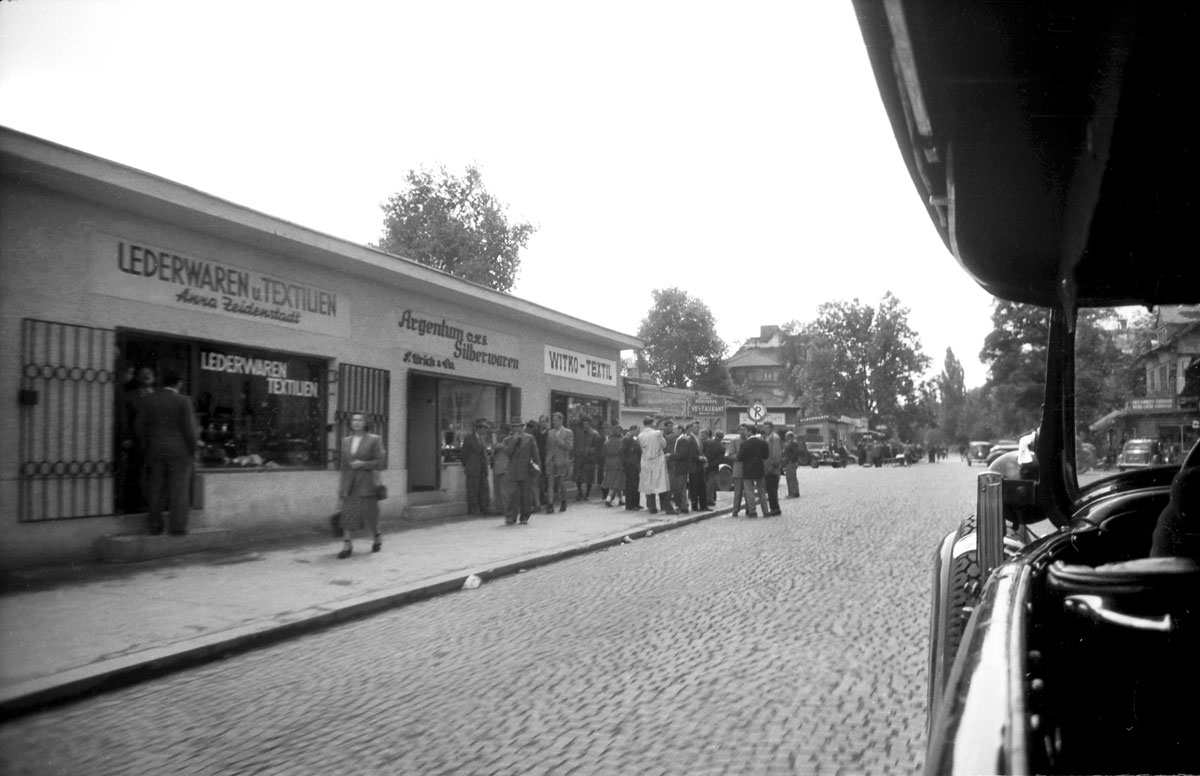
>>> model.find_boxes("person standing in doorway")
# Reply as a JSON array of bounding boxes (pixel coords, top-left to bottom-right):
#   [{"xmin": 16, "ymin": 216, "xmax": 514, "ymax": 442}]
[
  {"xmin": 573, "ymin": 417, "xmax": 600, "ymax": 501},
  {"xmin": 545, "ymin": 412, "xmax": 574, "ymax": 513},
  {"xmin": 336, "ymin": 411, "xmax": 387, "ymax": 557},
  {"xmin": 462, "ymin": 418, "xmax": 492, "ymax": 515},
  {"xmin": 118, "ymin": 364, "xmax": 156, "ymax": 514},
  {"xmin": 762, "ymin": 421, "xmax": 783, "ymax": 516},
  {"xmin": 135, "ymin": 369, "xmax": 197, "ymax": 535},
  {"xmin": 491, "ymin": 424, "xmax": 512, "ymax": 518},
  {"xmin": 532, "ymin": 415, "xmax": 550, "ymax": 510}
]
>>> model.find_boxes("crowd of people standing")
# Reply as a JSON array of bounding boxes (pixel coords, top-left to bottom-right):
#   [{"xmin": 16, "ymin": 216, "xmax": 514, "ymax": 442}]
[{"xmin": 466, "ymin": 414, "xmax": 810, "ymax": 525}]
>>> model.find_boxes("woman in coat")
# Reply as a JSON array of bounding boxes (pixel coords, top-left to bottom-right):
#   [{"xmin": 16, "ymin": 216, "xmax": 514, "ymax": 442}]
[{"xmin": 338, "ymin": 412, "xmax": 387, "ymax": 558}]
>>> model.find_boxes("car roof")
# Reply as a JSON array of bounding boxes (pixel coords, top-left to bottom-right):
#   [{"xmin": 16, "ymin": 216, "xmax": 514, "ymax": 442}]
[{"xmin": 853, "ymin": 3, "xmax": 1199, "ymax": 309}]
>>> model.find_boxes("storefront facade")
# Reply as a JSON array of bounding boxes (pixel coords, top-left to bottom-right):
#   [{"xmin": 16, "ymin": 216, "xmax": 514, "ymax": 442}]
[{"xmin": 0, "ymin": 128, "xmax": 639, "ymax": 569}]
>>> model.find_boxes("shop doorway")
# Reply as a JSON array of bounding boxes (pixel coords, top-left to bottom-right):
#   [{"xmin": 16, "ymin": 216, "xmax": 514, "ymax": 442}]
[{"xmin": 407, "ymin": 374, "xmax": 440, "ymax": 491}]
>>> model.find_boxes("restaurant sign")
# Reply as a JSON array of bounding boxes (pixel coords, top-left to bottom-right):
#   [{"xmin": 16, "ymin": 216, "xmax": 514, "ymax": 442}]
[{"xmin": 91, "ymin": 233, "xmax": 349, "ymax": 337}]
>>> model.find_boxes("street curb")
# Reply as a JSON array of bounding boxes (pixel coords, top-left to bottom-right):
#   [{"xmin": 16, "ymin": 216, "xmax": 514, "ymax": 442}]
[{"xmin": 0, "ymin": 507, "xmax": 728, "ymax": 720}]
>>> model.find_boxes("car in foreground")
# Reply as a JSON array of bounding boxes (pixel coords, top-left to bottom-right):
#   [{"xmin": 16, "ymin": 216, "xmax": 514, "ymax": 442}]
[
  {"xmin": 1116, "ymin": 438, "xmax": 1164, "ymax": 471},
  {"xmin": 983, "ymin": 439, "xmax": 1020, "ymax": 467},
  {"xmin": 855, "ymin": 3, "xmax": 1199, "ymax": 774}
]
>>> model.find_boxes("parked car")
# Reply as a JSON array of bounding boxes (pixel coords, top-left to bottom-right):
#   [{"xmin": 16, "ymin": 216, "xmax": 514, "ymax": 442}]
[
  {"xmin": 806, "ymin": 442, "xmax": 855, "ymax": 468},
  {"xmin": 965, "ymin": 441, "xmax": 992, "ymax": 466},
  {"xmin": 856, "ymin": 3, "xmax": 1200, "ymax": 774},
  {"xmin": 1116, "ymin": 438, "xmax": 1164, "ymax": 471}
]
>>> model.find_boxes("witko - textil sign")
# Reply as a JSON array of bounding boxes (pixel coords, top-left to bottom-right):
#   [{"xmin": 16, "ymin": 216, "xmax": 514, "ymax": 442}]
[
  {"xmin": 543, "ymin": 345, "xmax": 617, "ymax": 387},
  {"xmin": 91, "ymin": 233, "xmax": 349, "ymax": 337}
]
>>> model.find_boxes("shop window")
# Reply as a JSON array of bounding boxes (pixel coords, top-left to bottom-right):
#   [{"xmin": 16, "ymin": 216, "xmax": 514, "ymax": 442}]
[
  {"xmin": 551, "ymin": 391, "xmax": 615, "ymax": 430},
  {"xmin": 438, "ymin": 379, "xmax": 508, "ymax": 462},
  {"xmin": 118, "ymin": 333, "xmax": 328, "ymax": 471}
]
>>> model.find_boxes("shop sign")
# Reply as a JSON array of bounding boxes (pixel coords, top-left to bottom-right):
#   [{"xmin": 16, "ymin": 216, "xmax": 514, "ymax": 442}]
[
  {"xmin": 1129, "ymin": 398, "xmax": 1176, "ymax": 410},
  {"xmin": 199, "ymin": 349, "xmax": 320, "ymax": 397},
  {"xmin": 544, "ymin": 345, "xmax": 617, "ymax": 387},
  {"xmin": 92, "ymin": 234, "xmax": 349, "ymax": 337},
  {"xmin": 396, "ymin": 309, "xmax": 520, "ymax": 372},
  {"xmin": 688, "ymin": 397, "xmax": 725, "ymax": 416},
  {"xmin": 739, "ymin": 411, "xmax": 786, "ymax": 426}
]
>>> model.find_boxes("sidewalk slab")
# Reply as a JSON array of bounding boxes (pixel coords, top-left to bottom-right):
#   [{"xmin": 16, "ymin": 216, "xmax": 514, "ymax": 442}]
[{"xmin": 0, "ymin": 494, "xmax": 730, "ymax": 718}]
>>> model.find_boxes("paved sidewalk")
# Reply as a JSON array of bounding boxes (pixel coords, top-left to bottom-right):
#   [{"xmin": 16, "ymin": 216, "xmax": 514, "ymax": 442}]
[{"xmin": 0, "ymin": 492, "xmax": 730, "ymax": 718}]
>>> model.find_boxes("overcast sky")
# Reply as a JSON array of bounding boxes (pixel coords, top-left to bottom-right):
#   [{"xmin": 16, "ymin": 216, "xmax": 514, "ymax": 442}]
[{"xmin": 0, "ymin": 0, "xmax": 997, "ymax": 386}]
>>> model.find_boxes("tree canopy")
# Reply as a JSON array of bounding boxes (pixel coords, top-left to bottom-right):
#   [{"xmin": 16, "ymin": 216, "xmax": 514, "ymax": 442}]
[
  {"xmin": 375, "ymin": 165, "xmax": 536, "ymax": 292},
  {"xmin": 787, "ymin": 293, "xmax": 928, "ymax": 429},
  {"xmin": 636, "ymin": 288, "xmax": 727, "ymax": 389}
]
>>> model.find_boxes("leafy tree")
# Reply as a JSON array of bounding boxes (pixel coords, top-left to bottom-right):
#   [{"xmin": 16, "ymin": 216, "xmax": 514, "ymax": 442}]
[
  {"xmin": 937, "ymin": 348, "xmax": 967, "ymax": 444},
  {"xmin": 636, "ymin": 288, "xmax": 727, "ymax": 389},
  {"xmin": 978, "ymin": 300, "xmax": 1050, "ymax": 435},
  {"xmin": 375, "ymin": 165, "xmax": 536, "ymax": 292},
  {"xmin": 787, "ymin": 293, "xmax": 929, "ymax": 430}
]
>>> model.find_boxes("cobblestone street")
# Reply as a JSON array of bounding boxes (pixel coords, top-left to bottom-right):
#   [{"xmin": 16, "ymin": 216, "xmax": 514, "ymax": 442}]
[{"xmin": 0, "ymin": 463, "xmax": 979, "ymax": 775}]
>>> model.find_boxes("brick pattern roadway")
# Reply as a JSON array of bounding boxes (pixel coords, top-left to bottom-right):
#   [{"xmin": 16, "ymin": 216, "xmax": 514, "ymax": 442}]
[{"xmin": 0, "ymin": 463, "xmax": 980, "ymax": 775}]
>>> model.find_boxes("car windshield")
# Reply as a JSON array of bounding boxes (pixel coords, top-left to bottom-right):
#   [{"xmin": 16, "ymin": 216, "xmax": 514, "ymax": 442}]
[{"xmin": 1076, "ymin": 304, "xmax": 1197, "ymax": 488}]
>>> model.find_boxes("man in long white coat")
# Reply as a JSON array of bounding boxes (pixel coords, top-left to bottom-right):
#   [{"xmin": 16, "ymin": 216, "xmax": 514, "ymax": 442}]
[{"xmin": 638, "ymin": 417, "xmax": 674, "ymax": 515}]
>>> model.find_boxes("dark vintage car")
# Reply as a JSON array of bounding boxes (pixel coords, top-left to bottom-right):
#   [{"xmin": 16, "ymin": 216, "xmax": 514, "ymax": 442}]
[
  {"xmin": 1116, "ymin": 438, "xmax": 1164, "ymax": 471},
  {"xmin": 855, "ymin": 3, "xmax": 1200, "ymax": 775},
  {"xmin": 983, "ymin": 440, "xmax": 1020, "ymax": 468},
  {"xmin": 806, "ymin": 442, "xmax": 855, "ymax": 468}
]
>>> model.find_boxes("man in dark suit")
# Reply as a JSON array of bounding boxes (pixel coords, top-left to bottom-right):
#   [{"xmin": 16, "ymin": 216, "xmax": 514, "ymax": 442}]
[
  {"xmin": 135, "ymin": 369, "xmax": 198, "ymax": 535},
  {"xmin": 502, "ymin": 420, "xmax": 541, "ymax": 525},
  {"xmin": 461, "ymin": 418, "xmax": 492, "ymax": 514}
]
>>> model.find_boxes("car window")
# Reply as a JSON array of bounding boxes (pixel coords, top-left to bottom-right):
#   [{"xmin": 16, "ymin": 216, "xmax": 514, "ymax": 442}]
[{"xmin": 1076, "ymin": 304, "xmax": 1197, "ymax": 488}]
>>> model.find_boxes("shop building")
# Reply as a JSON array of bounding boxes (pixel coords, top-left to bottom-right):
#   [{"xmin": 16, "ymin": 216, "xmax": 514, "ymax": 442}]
[{"xmin": 1, "ymin": 128, "xmax": 640, "ymax": 569}]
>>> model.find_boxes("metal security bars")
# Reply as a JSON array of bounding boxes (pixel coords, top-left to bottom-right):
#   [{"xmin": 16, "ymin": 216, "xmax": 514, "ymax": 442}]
[
  {"xmin": 330, "ymin": 362, "xmax": 390, "ymax": 467},
  {"xmin": 18, "ymin": 319, "xmax": 117, "ymax": 521}
]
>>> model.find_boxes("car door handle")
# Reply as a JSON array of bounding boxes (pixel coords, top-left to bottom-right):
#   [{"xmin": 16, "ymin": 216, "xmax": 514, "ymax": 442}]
[{"xmin": 1063, "ymin": 594, "xmax": 1173, "ymax": 633}]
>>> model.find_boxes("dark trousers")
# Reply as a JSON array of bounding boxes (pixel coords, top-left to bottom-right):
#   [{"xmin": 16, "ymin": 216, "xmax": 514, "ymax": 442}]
[
  {"xmin": 669, "ymin": 471, "xmax": 689, "ymax": 511},
  {"xmin": 466, "ymin": 469, "xmax": 490, "ymax": 513},
  {"xmin": 705, "ymin": 469, "xmax": 718, "ymax": 505},
  {"xmin": 145, "ymin": 454, "xmax": 193, "ymax": 533},
  {"xmin": 784, "ymin": 463, "xmax": 799, "ymax": 496},
  {"xmin": 764, "ymin": 472, "xmax": 781, "ymax": 513},
  {"xmin": 623, "ymin": 465, "xmax": 641, "ymax": 509},
  {"xmin": 688, "ymin": 468, "xmax": 707, "ymax": 509},
  {"xmin": 504, "ymin": 478, "xmax": 533, "ymax": 522}
]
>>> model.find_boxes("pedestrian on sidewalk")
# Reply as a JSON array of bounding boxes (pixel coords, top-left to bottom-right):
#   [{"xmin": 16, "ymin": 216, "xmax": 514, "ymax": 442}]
[
  {"xmin": 736, "ymin": 424, "xmax": 771, "ymax": 518},
  {"xmin": 782, "ymin": 431, "xmax": 803, "ymax": 498},
  {"xmin": 492, "ymin": 424, "xmax": 513, "ymax": 517},
  {"xmin": 601, "ymin": 424, "xmax": 625, "ymax": 507},
  {"xmin": 502, "ymin": 420, "xmax": 540, "ymax": 525},
  {"xmin": 638, "ymin": 417, "xmax": 674, "ymax": 515},
  {"xmin": 337, "ymin": 411, "xmax": 387, "ymax": 558},
  {"xmin": 762, "ymin": 421, "xmax": 783, "ymax": 516},
  {"xmin": 703, "ymin": 428, "xmax": 725, "ymax": 508},
  {"xmin": 135, "ymin": 369, "xmax": 198, "ymax": 535},
  {"xmin": 545, "ymin": 412, "xmax": 574, "ymax": 513},
  {"xmin": 728, "ymin": 425, "xmax": 745, "ymax": 516},
  {"xmin": 462, "ymin": 418, "xmax": 492, "ymax": 515},
  {"xmin": 573, "ymin": 416, "xmax": 600, "ymax": 501},
  {"xmin": 621, "ymin": 424, "xmax": 642, "ymax": 510},
  {"xmin": 533, "ymin": 415, "xmax": 550, "ymax": 509}
]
